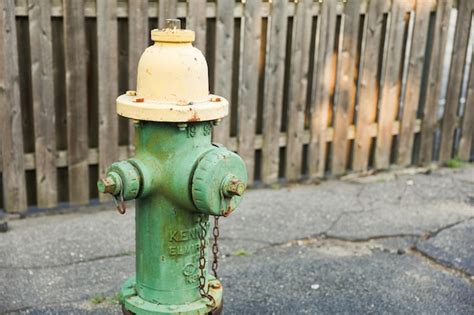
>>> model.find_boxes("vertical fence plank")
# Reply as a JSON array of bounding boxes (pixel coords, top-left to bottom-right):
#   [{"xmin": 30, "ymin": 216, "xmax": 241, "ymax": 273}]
[
  {"xmin": 309, "ymin": 0, "xmax": 338, "ymax": 178},
  {"xmin": 375, "ymin": 0, "xmax": 409, "ymax": 169},
  {"xmin": 97, "ymin": 0, "xmax": 118, "ymax": 202},
  {"xmin": 332, "ymin": 0, "xmax": 361, "ymax": 175},
  {"xmin": 458, "ymin": 50, "xmax": 474, "ymax": 160},
  {"xmin": 187, "ymin": 0, "xmax": 207, "ymax": 54},
  {"xmin": 159, "ymin": 0, "xmax": 178, "ymax": 28},
  {"xmin": 63, "ymin": 0, "xmax": 89, "ymax": 205},
  {"xmin": 0, "ymin": 0, "xmax": 27, "ymax": 212},
  {"xmin": 128, "ymin": 1, "xmax": 148, "ymax": 88},
  {"xmin": 286, "ymin": 0, "xmax": 313, "ymax": 180},
  {"xmin": 213, "ymin": 0, "xmax": 235, "ymax": 146},
  {"xmin": 128, "ymin": 0, "xmax": 148, "ymax": 155},
  {"xmin": 397, "ymin": 0, "xmax": 432, "ymax": 166},
  {"xmin": 238, "ymin": 0, "xmax": 262, "ymax": 185},
  {"xmin": 419, "ymin": 0, "xmax": 452, "ymax": 164},
  {"xmin": 439, "ymin": 0, "xmax": 472, "ymax": 162},
  {"xmin": 353, "ymin": 0, "xmax": 389, "ymax": 172},
  {"xmin": 28, "ymin": 0, "xmax": 57, "ymax": 208},
  {"xmin": 261, "ymin": 0, "xmax": 288, "ymax": 184}
]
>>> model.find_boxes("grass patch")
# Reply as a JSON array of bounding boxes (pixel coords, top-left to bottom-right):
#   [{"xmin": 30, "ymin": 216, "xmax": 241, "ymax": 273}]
[
  {"xmin": 90, "ymin": 295, "xmax": 106, "ymax": 305},
  {"xmin": 110, "ymin": 293, "xmax": 121, "ymax": 305},
  {"xmin": 270, "ymin": 183, "xmax": 281, "ymax": 190},
  {"xmin": 445, "ymin": 157, "xmax": 466, "ymax": 169},
  {"xmin": 90, "ymin": 293, "xmax": 121, "ymax": 305},
  {"xmin": 232, "ymin": 249, "xmax": 251, "ymax": 256}
]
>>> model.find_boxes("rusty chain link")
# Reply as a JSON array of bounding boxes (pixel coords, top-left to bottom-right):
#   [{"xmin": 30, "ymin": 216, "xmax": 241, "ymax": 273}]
[
  {"xmin": 112, "ymin": 187, "xmax": 126, "ymax": 215},
  {"xmin": 197, "ymin": 215, "xmax": 216, "ymax": 307},
  {"xmin": 211, "ymin": 216, "xmax": 220, "ymax": 278}
]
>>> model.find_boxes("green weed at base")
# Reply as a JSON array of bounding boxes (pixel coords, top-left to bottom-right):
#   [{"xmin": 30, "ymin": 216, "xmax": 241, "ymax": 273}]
[
  {"xmin": 445, "ymin": 157, "xmax": 466, "ymax": 169},
  {"xmin": 232, "ymin": 249, "xmax": 251, "ymax": 256},
  {"xmin": 90, "ymin": 295, "xmax": 106, "ymax": 305}
]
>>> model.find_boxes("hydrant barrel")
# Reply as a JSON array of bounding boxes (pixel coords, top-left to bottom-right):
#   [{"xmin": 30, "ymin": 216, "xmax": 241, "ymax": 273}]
[{"xmin": 98, "ymin": 19, "xmax": 247, "ymax": 315}]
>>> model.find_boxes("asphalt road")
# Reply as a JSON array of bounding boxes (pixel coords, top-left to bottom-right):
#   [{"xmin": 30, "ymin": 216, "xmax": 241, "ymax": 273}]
[{"xmin": 1, "ymin": 165, "xmax": 473, "ymax": 314}]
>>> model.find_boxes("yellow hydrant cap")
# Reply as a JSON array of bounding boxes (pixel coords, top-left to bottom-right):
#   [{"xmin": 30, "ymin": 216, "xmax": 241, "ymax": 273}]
[{"xmin": 116, "ymin": 19, "xmax": 229, "ymax": 122}]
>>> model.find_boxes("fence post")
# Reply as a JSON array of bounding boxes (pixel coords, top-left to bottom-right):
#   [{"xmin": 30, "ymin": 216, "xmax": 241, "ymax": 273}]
[
  {"xmin": 458, "ymin": 51, "xmax": 474, "ymax": 160},
  {"xmin": 308, "ymin": 0, "xmax": 337, "ymax": 178},
  {"xmin": 419, "ymin": 0, "xmax": 453, "ymax": 165},
  {"xmin": 332, "ymin": 0, "xmax": 361, "ymax": 175},
  {"xmin": 28, "ymin": 0, "xmax": 58, "ymax": 208},
  {"xmin": 238, "ymin": 0, "xmax": 262, "ymax": 186},
  {"xmin": 64, "ymin": 0, "xmax": 89, "ymax": 205},
  {"xmin": 353, "ymin": 0, "xmax": 389, "ymax": 172},
  {"xmin": 97, "ymin": 0, "xmax": 119, "ymax": 202},
  {"xmin": 439, "ymin": 0, "xmax": 472, "ymax": 162},
  {"xmin": 0, "ymin": 0, "xmax": 27, "ymax": 212},
  {"xmin": 261, "ymin": 0, "xmax": 288, "ymax": 184},
  {"xmin": 187, "ymin": 0, "xmax": 207, "ymax": 55},
  {"xmin": 213, "ymin": 0, "xmax": 235, "ymax": 147},
  {"xmin": 375, "ymin": 0, "xmax": 409, "ymax": 169},
  {"xmin": 398, "ymin": 0, "xmax": 433, "ymax": 166}
]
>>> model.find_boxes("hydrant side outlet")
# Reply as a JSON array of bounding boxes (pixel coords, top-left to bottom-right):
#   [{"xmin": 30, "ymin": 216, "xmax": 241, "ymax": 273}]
[{"xmin": 98, "ymin": 20, "xmax": 247, "ymax": 315}]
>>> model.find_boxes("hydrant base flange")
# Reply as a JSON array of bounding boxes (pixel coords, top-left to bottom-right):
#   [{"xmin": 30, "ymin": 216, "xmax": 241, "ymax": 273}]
[{"xmin": 120, "ymin": 275, "xmax": 223, "ymax": 315}]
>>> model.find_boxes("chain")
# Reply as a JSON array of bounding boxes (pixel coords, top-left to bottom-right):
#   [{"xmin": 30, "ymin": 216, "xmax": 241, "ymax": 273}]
[
  {"xmin": 112, "ymin": 187, "xmax": 126, "ymax": 215},
  {"xmin": 211, "ymin": 216, "xmax": 220, "ymax": 278},
  {"xmin": 197, "ymin": 215, "xmax": 216, "ymax": 306}
]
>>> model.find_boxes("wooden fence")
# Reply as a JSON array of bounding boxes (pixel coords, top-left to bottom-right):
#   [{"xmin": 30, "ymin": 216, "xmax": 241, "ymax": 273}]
[{"xmin": 1, "ymin": 0, "xmax": 473, "ymax": 212}]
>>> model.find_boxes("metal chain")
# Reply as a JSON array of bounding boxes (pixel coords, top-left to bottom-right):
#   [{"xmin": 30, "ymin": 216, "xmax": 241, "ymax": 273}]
[
  {"xmin": 211, "ymin": 216, "xmax": 220, "ymax": 278},
  {"xmin": 197, "ymin": 215, "xmax": 216, "ymax": 306},
  {"xmin": 112, "ymin": 187, "xmax": 126, "ymax": 215}
]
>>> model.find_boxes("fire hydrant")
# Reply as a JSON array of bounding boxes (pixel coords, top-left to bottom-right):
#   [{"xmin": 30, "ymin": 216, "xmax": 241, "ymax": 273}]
[{"xmin": 97, "ymin": 19, "xmax": 247, "ymax": 314}]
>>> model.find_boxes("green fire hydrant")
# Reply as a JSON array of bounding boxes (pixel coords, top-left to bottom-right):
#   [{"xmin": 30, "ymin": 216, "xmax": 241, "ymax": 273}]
[{"xmin": 97, "ymin": 19, "xmax": 247, "ymax": 314}]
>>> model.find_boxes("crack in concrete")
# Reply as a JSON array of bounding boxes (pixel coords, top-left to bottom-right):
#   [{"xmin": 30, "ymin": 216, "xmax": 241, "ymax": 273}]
[
  {"xmin": 409, "ymin": 246, "xmax": 474, "ymax": 284},
  {"xmin": 244, "ymin": 216, "xmax": 474, "ymax": 284},
  {"xmin": 3, "ymin": 296, "xmax": 119, "ymax": 314},
  {"xmin": 2, "ymin": 217, "xmax": 472, "ymax": 274},
  {"xmin": 218, "ymin": 236, "xmax": 272, "ymax": 245},
  {"xmin": 258, "ymin": 233, "xmax": 420, "ymax": 251},
  {"xmin": 420, "ymin": 217, "xmax": 474, "ymax": 240},
  {"xmin": 0, "ymin": 251, "xmax": 134, "ymax": 270}
]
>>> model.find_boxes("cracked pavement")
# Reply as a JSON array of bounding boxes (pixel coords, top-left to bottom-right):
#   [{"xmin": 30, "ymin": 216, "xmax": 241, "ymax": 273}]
[{"xmin": 0, "ymin": 165, "xmax": 473, "ymax": 314}]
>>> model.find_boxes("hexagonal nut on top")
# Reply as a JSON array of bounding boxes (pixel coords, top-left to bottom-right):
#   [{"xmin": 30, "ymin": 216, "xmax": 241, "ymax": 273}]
[
  {"xmin": 97, "ymin": 172, "xmax": 122, "ymax": 195},
  {"xmin": 191, "ymin": 148, "xmax": 247, "ymax": 216}
]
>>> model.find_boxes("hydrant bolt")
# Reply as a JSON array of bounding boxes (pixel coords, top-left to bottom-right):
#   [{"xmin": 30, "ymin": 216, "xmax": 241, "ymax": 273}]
[
  {"xmin": 97, "ymin": 176, "xmax": 116, "ymax": 194},
  {"xmin": 223, "ymin": 177, "xmax": 245, "ymax": 197},
  {"xmin": 97, "ymin": 171, "xmax": 122, "ymax": 196}
]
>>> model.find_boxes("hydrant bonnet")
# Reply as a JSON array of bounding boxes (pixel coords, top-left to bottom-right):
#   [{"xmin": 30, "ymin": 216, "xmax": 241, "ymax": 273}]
[{"xmin": 116, "ymin": 21, "xmax": 228, "ymax": 122}]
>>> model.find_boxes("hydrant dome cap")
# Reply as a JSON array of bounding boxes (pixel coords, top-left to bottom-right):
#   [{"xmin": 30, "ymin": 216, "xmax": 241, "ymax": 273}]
[{"xmin": 116, "ymin": 23, "xmax": 229, "ymax": 122}]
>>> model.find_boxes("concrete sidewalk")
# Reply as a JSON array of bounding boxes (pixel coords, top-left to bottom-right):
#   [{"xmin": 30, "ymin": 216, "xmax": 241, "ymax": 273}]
[{"xmin": 1, "ymin": 166, "xmax": 473, "ymax": 314}]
